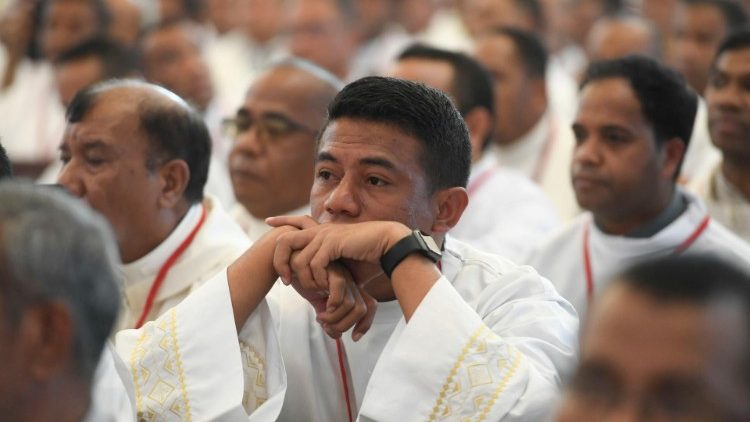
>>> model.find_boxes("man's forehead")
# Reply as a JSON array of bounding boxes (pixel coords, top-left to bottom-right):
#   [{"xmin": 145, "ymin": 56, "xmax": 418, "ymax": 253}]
[
  {"xmin": 577, "ymin": 78, "xmax": 646, "ymax": 123},
  {"xmin": 716, "ymin": 48, "xmax": 750, "ymax": 73},
  {"xmin": 316, "ymin": 118, "xmax": 423, "ymax": 159}
]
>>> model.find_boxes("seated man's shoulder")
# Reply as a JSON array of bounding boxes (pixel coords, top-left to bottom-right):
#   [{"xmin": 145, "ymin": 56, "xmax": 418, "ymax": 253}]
[{"xmin": 445, "ymin": 237, "xmax": 560, "ymax": 298}]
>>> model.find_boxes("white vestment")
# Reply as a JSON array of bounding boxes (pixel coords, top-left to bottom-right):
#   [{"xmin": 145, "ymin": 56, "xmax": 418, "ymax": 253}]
[
  {"xmin": 689, "ymin": 163, "xmax": 750, "ymax": 243},
  {"xmin": 680, "ymin": 97, "xmax": 721, "ymax": 185},
  {"xmin": 0, "ymin": 60, "xmax": 65, "ymax": 163},
  {"xmin": 525, "ymin": 191, "xmax": 750, "ymax": 319},
  {"xmin": 491, "ymin": 111, "xmax": 580, "ymax": 221},
  {"xmin": 451, "ymin": 153, "xmax": 560, "ymax": 261},
  {"xmin": 231, "ymin": 203, "xmax": 310, "ymax": 242},
  {"xmin": 263, "ymin": 236, "xmax": 578, "ymax": 421},
  {"xmin": 117, "ymin": 195, "xmax": 250, "ymax": 329},
  {"xmin": 104, "ymin": 272, "xmax": 287, "ymax": 420}
]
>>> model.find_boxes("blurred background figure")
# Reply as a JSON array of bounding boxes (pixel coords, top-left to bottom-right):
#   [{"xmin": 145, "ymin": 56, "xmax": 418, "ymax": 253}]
[
  {"xmin": 36, "ymin": 36, "xmax": 139, "ymax": 184},
  {"xmin": 558, "ymin": 255, "xmax": 750, "ymax": 421},
  {"xmin": 527, "ymin": 56, "xmax": 750, "ymax": 318},
  {"xmin": 0, "ymin": 182, "xmax": 122, "ymax": 421},
  {"xmin": 105, "ymin": 0, "xmax": 140, "ymax": 48},
  {"xmin": 0, "ymin": 0, "xmax": 110, "ymax": 178},
  {"xmin": 389, "ymin": 44, "xmax": 560, "ymax": 260},
  {"xmin": 139, "ymin": 18, "xmax": 235, "ymax": 206},
  {"xmin": 585, "ymin": 13, "xmax": 661, "ymax": 61},
  {"xmin": 692, "ymin": 29, "xmax": 750, "ymax": 243},
  {"xmin": 228, "ymin": 59, "xmax": 341, "ymax": 240},
  {"xmin": 475, "ymin": 27, "xmax": 579, "ymax": 220},
  {"xmin": 669, "ymin": 0, "xmax": 748, "ymax": 186},
  {"xmin": 204, "ymin": 0, "xmax": 286, "ymax": 107},
  {"xmin": 286, "ymin": 0, "xmax": 358, "ymax": 80}
]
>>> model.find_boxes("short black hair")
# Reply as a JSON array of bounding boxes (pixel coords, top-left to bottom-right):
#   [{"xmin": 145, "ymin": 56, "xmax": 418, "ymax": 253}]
[
  {"xmin": 487, "ymin": 27, "xmax": 548, "ymax": 79},
  {"xmin": 66, "ymin": 80, "xmax": 210, "ymax": 203},
  {"xmin": 684, "ymin": 0, "xmax": 748, "ymax": 29},
  {"xmin": 716, "ymin": 27, "xmax": 750, "ymax": 59},
  {"xmin": 0, "ymin": 143, "xmax": 12, "ymax": 179},
  {"xmin": 397, "ymin": 44, "xmax": 494, "ymax": 149},
  {"xmin": 581, "ymin": 56, "xmax": 698, "ymax": 175},
  {"xmin": 616, "ymin": 254, "xmax": 750, "ymax": 393},
  {"xmin": 323, "ymin": 76, "xmax": 471, "ymax": 192},
  {"xmin": 54, "ymin": 37, "xmax": 137, "ymax": 79}
]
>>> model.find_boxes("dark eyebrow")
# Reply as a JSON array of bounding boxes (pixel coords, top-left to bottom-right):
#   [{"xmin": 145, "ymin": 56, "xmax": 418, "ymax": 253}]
[
  {"xmin": 360, "ymin": 157, "xmax": 396, "ymax": 171},
  {"xmin": 316, "ymin": 151, "xmax": 338, "ymax": 163}
]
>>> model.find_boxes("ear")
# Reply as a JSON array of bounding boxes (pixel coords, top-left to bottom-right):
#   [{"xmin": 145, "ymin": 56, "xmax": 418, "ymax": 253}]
[
  {"xmin": 660, "ymin": 137, "xmax": 686, "ymax": 181},
  {"xmin": 430, "ymin": 187, "xmax": 469, "ymax": 235},
  {"xmin": 463, "ymin": 107, "xmax": 493, "ymax": 161},
  {"xmin": 157, "ymin": 159, "xmax": 190, "ymax": 209},
  {"xmin": 21, "ymin": 301, "xmax": 75, "ymax": 380}
]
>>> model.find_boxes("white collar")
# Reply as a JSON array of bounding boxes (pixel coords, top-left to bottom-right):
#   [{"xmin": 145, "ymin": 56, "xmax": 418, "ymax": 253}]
[{"xmin": 119, "ymin": 201, "xmax": 204, "ymax": 286}]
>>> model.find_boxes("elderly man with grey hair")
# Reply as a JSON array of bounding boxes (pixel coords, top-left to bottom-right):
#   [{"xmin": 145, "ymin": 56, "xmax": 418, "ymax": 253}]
[{"xmin": 0, "ymin": 181, "xmax": 121, "ymax": 421}]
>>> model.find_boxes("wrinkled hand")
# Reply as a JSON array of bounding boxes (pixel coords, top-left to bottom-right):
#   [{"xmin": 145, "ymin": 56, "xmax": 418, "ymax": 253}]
[
  {"xmin": 288, "ymin": 261, "xmax": 377, "ymax": 341},
  {"xmin": 267, "ymin": 216, "xmax": 411, "ymax": 291}
]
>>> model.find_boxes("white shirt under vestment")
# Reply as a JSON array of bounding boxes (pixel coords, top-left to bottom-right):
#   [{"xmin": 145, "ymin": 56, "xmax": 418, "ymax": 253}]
[
  {"xmin": 0, "ymin": 59, "xmax": 65, "ymax": 163},
  {"xmin": 450, "ymin": 153, "xmax": 560, "ymax": 261},
  {"xmin": 231, "ymin": 203, "xmax": 310, "ymax": 242},
  {"xmin": 491, "ymin": 111, "xmax": 580, "ymax": 221},
  {"xmin": 110, "ymin": 272, "xmax": 287, "ymax": 420},
  {"xmin": 689, "ymin": 163, "xmax": 750, "ymax": 243},
  {"xmin": 264, "ymin": 236, "xmax": 578, "ymax": 421},
  {"xmin": 525, "ymin": 191, "xmax": 750, "ymax": 319},
  {"xmin": 680, "ymin": 97, "xmax": 721, "ymax": 185},
  {"xmin": 117, "ymin": 195, "xmax": 250, "ymax": 329}
]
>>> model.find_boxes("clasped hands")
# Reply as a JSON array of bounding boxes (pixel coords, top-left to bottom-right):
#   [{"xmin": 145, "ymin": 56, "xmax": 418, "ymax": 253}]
[{"xmin": 266, "ymin": 216, "xmax": 412, "ymax": 342}]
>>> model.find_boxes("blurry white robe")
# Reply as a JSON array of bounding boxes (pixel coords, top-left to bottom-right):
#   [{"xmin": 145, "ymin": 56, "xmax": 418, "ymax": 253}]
[
  {"xmin": 491, "ymin": 111, "xmax": 579, "ymax": 221},
  {"xmin": 451, "ymin": 153, "xmax": 560, "ymax": 261},
  {"xmin": 525, "ymin": 190, "xmax": 750, "ymax": 319},
  {"xmin": 117, "ymin": 195, "xmax": 250, "ymax": 329},
  {"xmin": 689, "ymin": 163, "xmax": 750, "ymax": 244}
]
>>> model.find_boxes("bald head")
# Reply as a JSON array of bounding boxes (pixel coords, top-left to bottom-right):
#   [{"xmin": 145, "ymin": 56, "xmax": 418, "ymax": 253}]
[
  {"xmin": 59, "ymin": 80, "xmax": 212, "ymax": 262},
  {"xmin": 587, "ymin": 15, "xmax": 662, "ymax": 61},
  {"xmin": 66, "ymin": 79, "xmax": 210, "ymax": 203}
]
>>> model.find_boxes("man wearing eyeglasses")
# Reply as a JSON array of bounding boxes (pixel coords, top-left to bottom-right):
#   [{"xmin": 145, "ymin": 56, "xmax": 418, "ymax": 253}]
[{"xmin": 227, "ymin": 59, "xmax": 344, "ymax": 241}]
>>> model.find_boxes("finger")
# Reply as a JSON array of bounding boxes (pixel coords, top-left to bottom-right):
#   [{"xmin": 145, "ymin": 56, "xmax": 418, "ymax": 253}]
[
  {"xmin": 295, "ymin": 234, "xmax": 328, "ymax": 291},
  {"xmin": 320, "ymin": 271, "xmax": 354, "ymax": 320},
  {"xmin": 324, "ymin": 288, "xmax": 368, "ymax": 335},
  {"xmin": 309, "ymin": 233, "xmax": 340, "ymax": 287},
  {"xmin": 322, "ymin": 323, "xmax": 342, "ymax": 339},
  {"xmin": 266, "ymin": 215, "xmax": 318, "ymax": 229},
  {"xmin": 273, "ymin": 230, "xmax": 317, "ymax": 284},
  {"xmin": 352, "ymin": 290, "xmax": 378, "ymax": 342},
  {"xmin": 289, "ymin": 250, "xmax": 317, "ymax": 291}
]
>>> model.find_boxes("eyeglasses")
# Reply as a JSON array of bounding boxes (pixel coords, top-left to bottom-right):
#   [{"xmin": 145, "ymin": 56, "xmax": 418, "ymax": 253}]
[{"xmin": 222, "ymin": 111, "xmax": 315, "ymax": 141}]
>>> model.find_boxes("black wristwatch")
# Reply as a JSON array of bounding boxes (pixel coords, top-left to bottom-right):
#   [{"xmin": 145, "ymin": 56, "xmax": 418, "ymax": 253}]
[{"xmin": 380, "ymin": 230, "xmax": 442, "ymax": 278}]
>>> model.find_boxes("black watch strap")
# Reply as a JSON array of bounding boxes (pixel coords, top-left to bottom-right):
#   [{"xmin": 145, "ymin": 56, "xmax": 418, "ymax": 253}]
[{"xmin": 380, "ymin": 230, "xmax": 441, "ymax": 278}]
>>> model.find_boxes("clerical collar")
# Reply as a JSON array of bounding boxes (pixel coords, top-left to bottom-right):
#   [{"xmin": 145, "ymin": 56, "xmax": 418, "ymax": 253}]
[
  {"xmin": 625, "ymin": 190, "xmax": 688, "ymax": 238},
  {"xmin": 119, "ymin": 202, "xmax": 203, "ymax": 284}
]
